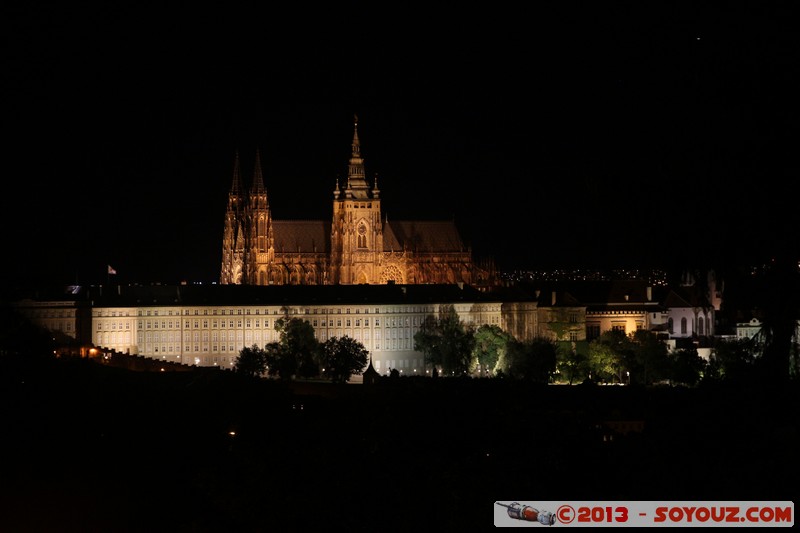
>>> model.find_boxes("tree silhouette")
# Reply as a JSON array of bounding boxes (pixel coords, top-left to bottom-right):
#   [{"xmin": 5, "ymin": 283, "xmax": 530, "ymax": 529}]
[
  {"xmin": 706, "ymin": 337, "xmax": 756, "ymax": 382},
  {"xmin": 556, "ymin": 341, "xmax": 589, "ymax": 384},
  {"xmin": 413, "ymin": 304, "xmax": 475, "ymax": 375},
  {"xmin": 261, "ymin": 317, "xmax": 321, "ymax": 380},
  {"xmin": 320, "ymin": 336, "xmax": 369, "ymax": 383},
  {"xmin": 668, "ymin": 348, "xmax": 706, "ymax": 387},
  {"xmin": 755, "ymin": 255, "xmax": 800, "ymax": 383},
  {"xmin": 234, "ymin": 344, "xmax": 267, "ymax": 377},
  {"xmin": 505, "ymin": 337, "xmax": 558, "ymax": 383},
  {"xmin": 628, "ymin": 330, "xmax": 670, "ymax": 385},
  {"xmin": 279, "ymin": 317, "xmax": 321, "ymax": 379}
]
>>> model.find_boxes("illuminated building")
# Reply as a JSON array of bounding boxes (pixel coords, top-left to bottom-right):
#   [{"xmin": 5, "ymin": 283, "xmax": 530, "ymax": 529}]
[
  {"xmin": 79, "ymin": 283, "xmax": 531, "ymax": 375},
  {"xmin": 220, "ymin": 116, "xmax": 495, "ymax": 288},
  {"xmin": 14, "ymin": 275, "xmax": 723, "ymax": 376}
]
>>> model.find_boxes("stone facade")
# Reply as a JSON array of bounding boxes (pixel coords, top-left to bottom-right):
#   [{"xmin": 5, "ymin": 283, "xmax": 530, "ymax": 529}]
[{"xmin": 220, "ymin": 117, "xmax": 495, "ymax": 288}]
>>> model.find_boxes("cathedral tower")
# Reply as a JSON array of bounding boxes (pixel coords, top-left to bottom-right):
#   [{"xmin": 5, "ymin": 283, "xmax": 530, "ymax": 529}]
[
  {"xmin": 330, "ymin": 115, "xmax": 383, "ymax": 284},
  {"xmin": 220, "ymin": 151, "xmax": 245, "ymax": 284},
  {"xmin": 219, "ymin": 116, "xmax": 494, "ymax": 288},
  {"xmin": 245, "ymin": 150, "xmax": 274, "ymax": 285}
]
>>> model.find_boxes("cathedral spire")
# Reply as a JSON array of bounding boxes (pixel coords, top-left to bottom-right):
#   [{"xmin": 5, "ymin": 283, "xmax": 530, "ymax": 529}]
[
  {"xmin": 333, "ymin": 175, "xmax": 341, "ymax": 200},
  {"xmin": 251, "ymin": 149, "xmax": 267, "ymax": 198},
  {"xmin": 352, "ymin": 114, "xmax": 360, "ymax": 157},
  {"xmin": 230, "ymin": 150, "xmax": 242, "ymax": 196},
  {"xmin": 346, "ymin": 114, "xmax": 370, "ymax": 198},
  {"xmin": 372, "ymin": 172, "xmax": 380, "ymax": 198},
  {"xmin": 226, "ymin": 150, "xmax": 244, "ymax": 212}
]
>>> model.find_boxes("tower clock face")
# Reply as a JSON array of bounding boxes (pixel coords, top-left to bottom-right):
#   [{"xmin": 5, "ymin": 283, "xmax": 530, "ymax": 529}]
[{"xmin": 358, "ymin": 224, "xmax": 367, "ymax": 235}]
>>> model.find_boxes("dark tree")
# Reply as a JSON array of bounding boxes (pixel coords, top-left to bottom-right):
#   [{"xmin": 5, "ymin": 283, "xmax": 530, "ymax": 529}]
[
  {"xmin": 263, "ymin": 341, "xmax": 294, "ymax": 380},
  {"xmin": 668, "ymin": 348, "xmax": 706, "ymax": 387},
  {"xmin": 628, "ymin": 330, "xmax": 670, "ymax": 385},
  {"xmin": 505, "ymin": 337, "xmax": 558, "ymax": 383},
  {"xmin": 556, "ymin": 340, "xmax": 590, "ymax": 384},
  {"xmin": 320, "ymin": 336, "xmax": 369, "ymax": 384},
  {"xmin": 262, "ymin": 317, "xmax": 321, "ymax": 380},
  {"xmin": 754, "ymin": 256, "xmax": 800, "ymax": 382},
  {"xmin": 234, "ymin": 344, "xmax": 267, "ymax": 378},
  {"xmin": 706, "ymin": 337, "xmax": 756, "ymax": 382},
  {"xmin": 413, "ymin": 304, "xmax": 475, "ymax": 376},
  {"xmin": 0, "ymin": 304, "xmax": 57, "ymax": 358},
  {"xmin": 280, "ymin": 317, "xmax": 321, "ymax": 378}
]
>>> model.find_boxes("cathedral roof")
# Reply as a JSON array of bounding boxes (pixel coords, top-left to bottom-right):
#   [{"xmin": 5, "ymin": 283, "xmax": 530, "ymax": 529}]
[
  {"xmin": 83, "ymin": 282, "xmax": 496, "ymax": 307},
  {"xmin": 265, "ymin": 219, "xmax": 467, "ymax": 256},
  {"xmin": 272, "ymin": 220, "xmax": 331, "ymax": 254},
  {"xmin": 383, "ymin": 220, "xmax": 466, "ymax": 253}
]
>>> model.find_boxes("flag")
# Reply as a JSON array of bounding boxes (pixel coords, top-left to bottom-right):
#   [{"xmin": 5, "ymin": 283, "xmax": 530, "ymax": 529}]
[{"xmin": 108, "ymin": 265, "xmax": 117, "ymax": 275}]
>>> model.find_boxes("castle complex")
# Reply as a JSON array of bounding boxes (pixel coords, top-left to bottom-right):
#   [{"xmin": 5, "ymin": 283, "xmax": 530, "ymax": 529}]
[
  {"xmin": 10, "ymin": 118, "xmax": 726, "ymax": 377},
  {"xmin": 219, "ymin": 116, "xmax": 495, "ymax": 288}
]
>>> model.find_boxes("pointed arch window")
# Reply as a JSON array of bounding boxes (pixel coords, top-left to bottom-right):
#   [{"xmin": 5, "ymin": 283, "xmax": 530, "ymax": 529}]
[
  {"xmin": 357, "ymin": 223, "xmax": 367, "ymax": 248},
  {"xmin": 680, "ymin": 317, "xmax": 687, "ymax": 335}
]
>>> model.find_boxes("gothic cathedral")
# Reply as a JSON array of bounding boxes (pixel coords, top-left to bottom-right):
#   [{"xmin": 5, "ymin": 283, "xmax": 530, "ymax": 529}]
[{"xmin": 220, "ymin": 117, "xmax": 495, "ymax": 287}]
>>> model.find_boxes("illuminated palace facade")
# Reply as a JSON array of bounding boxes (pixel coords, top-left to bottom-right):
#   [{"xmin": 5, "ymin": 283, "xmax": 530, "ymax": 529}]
[
  {"xmin": 78, "ymin": 283, "xmax": 537, "ymax": 375},
  {"xmin": 220, "ymin": 117, "xmax": 495, "ymax": 288},
  {"xmin": 16, "ymin": 279, "xmax": 718, "ymax": 375}
]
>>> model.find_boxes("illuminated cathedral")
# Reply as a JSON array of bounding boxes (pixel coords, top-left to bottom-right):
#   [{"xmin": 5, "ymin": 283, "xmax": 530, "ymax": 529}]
[{"xmin": 220, "ymin": 117, "xmax": 495, "ymax": 287}]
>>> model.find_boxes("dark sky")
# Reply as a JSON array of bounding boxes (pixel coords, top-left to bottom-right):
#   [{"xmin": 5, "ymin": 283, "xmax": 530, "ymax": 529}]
[{"xmin": 3, "ymin": 3, "xmax": 797, "ymax": 289}]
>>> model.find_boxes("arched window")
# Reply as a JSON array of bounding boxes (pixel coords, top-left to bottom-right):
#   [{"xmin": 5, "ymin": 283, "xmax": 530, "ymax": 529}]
[
  {"xmin": 668, "ymin": 317, "xmax": 674, "ymax": 334},
  {"xmin": 357, "ymin": 224, "xmax": 367, "ymax": 248},
  {"xmin": 680, "ymin": 317, "xmax": 687, "ymax": 335},
  {"xmin": 698, "ymin": 316, "xmax": 704, "ymax": 335}
]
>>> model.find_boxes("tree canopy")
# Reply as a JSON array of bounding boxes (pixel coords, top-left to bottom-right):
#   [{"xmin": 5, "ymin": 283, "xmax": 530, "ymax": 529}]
[
  {"xmin": 504, "ymin": 337, "xmax": 558, "ymax": 383},
  {"xmin": 413, "ymin": 304, "xmax": 475, "ymax": 376},
  {"xmin": 236, "ymin": 316, "xmax": 322, "ymax": 380},
  {"xmin": 472, "ymin": 324, "xmax": 512, "ymax": 376},
  {"xmin": 276, "ymin": 316, "xmax": 321, "ymax": 379},
  {"xmin": 320, "ymin": 336, "xmax": 369, "ymax": 384},
  {"xmin": 233, "ymin": 344, "xmax": 268, "ymax": 378}
]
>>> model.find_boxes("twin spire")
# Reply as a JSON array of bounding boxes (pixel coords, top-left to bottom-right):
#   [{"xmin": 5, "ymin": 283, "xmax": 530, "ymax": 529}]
[{"xmin": 229, "ymin": 115, "xmax": 379, "ymax": 202}]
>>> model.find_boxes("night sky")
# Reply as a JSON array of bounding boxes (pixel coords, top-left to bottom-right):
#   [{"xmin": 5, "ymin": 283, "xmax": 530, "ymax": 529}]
[{"xmin": 4, "ymin": 3, "xmax": 797, "ymax": 289}]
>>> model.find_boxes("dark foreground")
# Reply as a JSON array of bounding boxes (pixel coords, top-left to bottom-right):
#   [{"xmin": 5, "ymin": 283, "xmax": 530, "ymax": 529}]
[{"xmin": 1, "ymin": 354, "xmax": 797, "ymax": 532}]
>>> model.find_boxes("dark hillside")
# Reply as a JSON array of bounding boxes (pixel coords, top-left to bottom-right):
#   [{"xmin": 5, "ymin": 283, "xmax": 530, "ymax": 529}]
[{"xmin": 1, "ymin": 354, "xmax": 797, "ymax": 531}]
